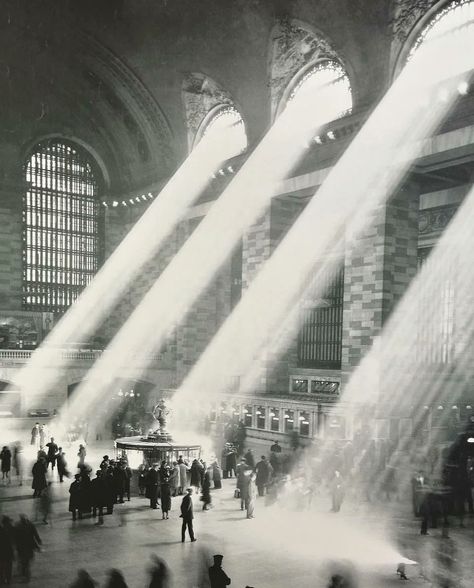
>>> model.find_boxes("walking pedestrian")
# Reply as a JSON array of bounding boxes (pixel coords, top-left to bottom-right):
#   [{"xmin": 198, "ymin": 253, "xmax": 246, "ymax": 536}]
[
  {"xmin": 14, "ymin": 515, "xmax": 41, "ymax": 583},
  {"xmin": 209, "ymin": 554, "xmax": 231, "ymax": 588},
  {"xmin": 0, "ymin": 446, "xmax": 11, "ymax": 485},
  {"xmin": 180, "ymin": 488, "xmax": 196, "ymax": 542}
]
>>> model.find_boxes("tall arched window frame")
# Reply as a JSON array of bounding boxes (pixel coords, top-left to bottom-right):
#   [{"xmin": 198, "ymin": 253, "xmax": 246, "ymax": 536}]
[
  {"xmin": 23, "ymin": 139, "xmax": 104, "ymax": 313},
  {"xmin": 408, "ymin": 0, "xmax": 474, "ymax": 61},
  {"xmin": 194, "ymin": 105, "xmax": 248, "ymax": 158},
  {"xmin": 279, "ymin": 60, "xmax": 353, "ymax": 120}
]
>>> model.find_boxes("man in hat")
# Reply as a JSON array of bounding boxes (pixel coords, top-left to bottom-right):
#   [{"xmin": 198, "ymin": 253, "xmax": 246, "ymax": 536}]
[
  {"xmin": 209, "ymin": 554, "xmax": 231, "ymax": 588},
  {"xmin": 180, "ymin": 488, "xmax": 196, "ymax": 542}
]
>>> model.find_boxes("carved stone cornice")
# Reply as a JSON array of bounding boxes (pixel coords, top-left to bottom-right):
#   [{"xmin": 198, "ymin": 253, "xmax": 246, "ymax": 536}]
[
  {"xmin": 269, "ymin": 19, "xmax": 343, "ymax": 118},
  {"xmin": 182, "ymin": 73, "xmax": 235, "ymax": 149},
  {"xmin": 418, "ymin": 204, "xmax": 458, "ymax": 234},
  {"xmin": 77, "ymin": 31, "xmax": 175, "ymax": 174},
  {"xmin": 390, "ymin": 0, "xmax": 440, "ymax": 42}
]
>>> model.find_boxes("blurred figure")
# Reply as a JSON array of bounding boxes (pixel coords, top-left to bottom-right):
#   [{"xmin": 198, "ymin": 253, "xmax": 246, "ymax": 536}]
[
  {"xmin": 14, "ymin": 515, "xmax": 41, "ymax": 583},
  {"xmin": 212, "ymin": 460, "xmax": 222, "ymax": 489},
  {"xmin": 178, "ymin": 457, "xmax": 189, "ymax": 494},
  {"xmin": 270, "ymin": 440, "xmax": 281, "ymax": 453},
  {"xmin": 91, "ymin": 470, "xmax": 107, "ymax": 525},
  {"xmin": 326, "ymin": 562, "xmax": 359, "ymax": 588},
  {"xmin": 77, "ymin": 444, "xmax": 86, "ymax": 468},
  {"xmin": 0, "ymin": 446, "xmax": 11, "ymax": 485},
  {"xmin": 138, "ymin": 464, "xmax": 148, "ymax": 496},
  {"xmin": 255, "ymin": 455, "xmax": 273, "ymax": 496},
  {"xmin": 170, "ymin": 461, "xmax": 180, "ymax": 497},
  {"xmin": 38, "ymin": 482, "xmax": 53, "ymax": 524},
  {"xmin": 201, "ymin": 468, "xmax": 212, "ymax": 511},
  {"xmin": 56, "ymin": 448, "xmax": 69, "ymax": 482},
  {"xmin": 246, "ymin": 472, "xmax": 257, "ymax": 519},
  {"xmin": 0, "ymin": 515, "xmax": 14, "ymax": 585},
  {"xmin": 190, "ymin": 459, "xmax": 203, "ymax": 490},
  {"xmin": 209, "ymin": 554, "xmax": 231, "ymax": 588},
  {"xmin": 243, "ymin": 448, "xmax": 255, "ymax": 468},
  {"xmin": 45, "ymin": 437, "xmax": 59, "ymax": 471},
  {"xmin": 30, "ymin": 423, "xmax": 40, "ymax": 448},
  {"xmin": 31, "ymin": 457, "xmax": 47, "ymax": 498},
  {"xmin": 105, "ymin": 568, "xmax": 128, "ymax": 588},
  {"xmin": 69, "ymin": 569, "xmax": 96, "ymax": 588},
  {"xmin": 39, "ymin": 424, "xmax": 47, "ymax": 448},
  {"xmin": 69, "ymin": 474, "xmax": 83, "ymax": 521},
  {"xmin": 180, "ymin": 488, "xmax": 196, "ymax": 542},
  {"xmin": 12, "ymin": 442, "xmax": 23, "ymax": 486},
  {"xmin": 330, "ymin": 470, "xmax": 344, "ymax": 513},
  {"xmin": 148, "ymin": 555, "xmax": 170, "ymax": 588}
]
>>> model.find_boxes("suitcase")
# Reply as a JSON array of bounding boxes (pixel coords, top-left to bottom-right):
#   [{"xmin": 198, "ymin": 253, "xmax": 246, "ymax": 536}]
[{"xmin": 234, "ymin": 488, "xmax": 240, "ymax": 499}]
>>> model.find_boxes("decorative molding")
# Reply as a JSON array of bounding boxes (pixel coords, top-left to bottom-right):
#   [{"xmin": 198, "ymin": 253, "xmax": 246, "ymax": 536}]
[
  {"xmin": 418, "ymin": 204, "xmax": 458, "ymax": 234},
  {"xmin": 390, "ymin": 0, "xmax": 439, "ymax": 42},
  {"xmin": 269, "ymin": 19, "xmax": 342, "ymax": 118},
  {"xmin": 78, "ymin": 32, "xmax": 175, "ymax": 174},
  {"xmin": 182, "ymin": 73, "xmax": 235, "ymax": 150}
]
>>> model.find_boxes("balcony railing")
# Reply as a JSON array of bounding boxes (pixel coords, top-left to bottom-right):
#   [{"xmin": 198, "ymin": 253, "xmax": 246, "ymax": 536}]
[{"xmin": 0, "ymin": 348, "xmax": 164, "ymax": 363}]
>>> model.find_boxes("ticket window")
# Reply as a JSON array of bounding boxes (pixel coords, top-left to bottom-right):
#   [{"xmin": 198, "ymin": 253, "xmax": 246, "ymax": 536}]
[
  {"xmin": 243, "ymin": 405, "xmax": 253, "ymax": 427},
  {"xmin": 270, "ymin": 408, "xmax": 280, "ymax": 432},
  {"xmin": 299, "ymin": 411, "xmax": 310, "ymax": 436},
  {"xmin": 284, "ymin": 410, "xmax": 294, "ymax": 433},
  {"xmin": 256, "ymin": 406, "xmax": 266, "ymax": 429}
]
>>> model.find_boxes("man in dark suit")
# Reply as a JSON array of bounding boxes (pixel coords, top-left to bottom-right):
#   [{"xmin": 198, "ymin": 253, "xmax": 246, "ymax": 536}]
[
  {"xmin": 209, "ymin": 554, "xmax": 231, "ymax": 588},
  {"xmin": 146, "ymin": 463, "xmax": 160, "ymax": 509},
  {"xmin": 180, "ymin": 488, "xmax": 196, "ymax": 542}
]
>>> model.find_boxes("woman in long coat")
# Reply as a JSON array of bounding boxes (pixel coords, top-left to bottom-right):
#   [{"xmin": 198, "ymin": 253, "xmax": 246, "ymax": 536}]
[
  {"xmin": 145, "ymin": 464, "xmax": 160, "ymax": 509},
  {"xmin": 212, "ymin": 461, "xmax": 222, "ymax": 489},
  {"xmin": 0, "ymin": 446, "xmax": 12, "ymax": 484},
  {"xmin": 190, "ymin": 459, "xmax": 202, "ymax": 489},
  {"xmin": 160, "ymin": 471, "xmax": 171, "ymax": 520},
  {"xmin": 201, "ymin": 469, "xmax": 212, "ymax": 510},
  {"xmin": 31, "ymin": 458, "xmax": 47, "ymax": 498},
  {"xmin": 246, "ymin": 472, "xmax": 257, "ymax": 519}
]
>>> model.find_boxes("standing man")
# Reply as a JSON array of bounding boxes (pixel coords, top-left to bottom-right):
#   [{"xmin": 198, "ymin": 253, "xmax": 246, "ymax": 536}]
[
  {"xmin": 255, "ymin": 456, "xmax": 272, "ymax": 497},
  {"xmin": 180, "ymin": 488, "xmax": 196, "ymax": 542},
  {"xmin": 270, "ymin": 440, "xmax": 281, "ymax": 453},
  {"xmin": 209, "ymin": 554, "xmax": 231, "ymax": 588},
  {"xmin": 146, "ymin": 463, "xmax": 160, "ymax": 509},
  {"xmin": 45, "ymin": 437, "xmax": 59, "ymax": 471}
]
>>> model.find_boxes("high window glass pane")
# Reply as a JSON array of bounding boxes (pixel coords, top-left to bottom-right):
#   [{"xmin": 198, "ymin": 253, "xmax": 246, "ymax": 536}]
[
  {"xmin": 288, "ymin": 61, "xmax": 352, "ymax": 119},
  {"xmin": 416, "ymin": 248, "xmax": 455, "ymax": 364},
  {"xmin": 23, "ymin": 140, "xmax": 102, "ymax": 312},
  {"xmin": 199, "ymin": 107, "xmax": 247, "ymax": 158},
  {"xmin": 409, "ymin": 0, "xmax": 474, "ymax": 60},
  {"xmin": 298, "ymin": 266, "xmax": 344, "ymax": 368}
]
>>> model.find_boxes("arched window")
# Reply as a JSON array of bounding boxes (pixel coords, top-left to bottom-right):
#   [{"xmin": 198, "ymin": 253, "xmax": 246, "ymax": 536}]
[
  {"xmin": 23, "ymin": 139, "xmax": 103, "ymax": 312},
  {"xmin": 408, "ymin": 0, "xmax": 474, "ymax": 60},
  {"xmin": 197, "ymin": 106, "xmax": 248, "ymax": 158},
  {"xmin": 287, "ymin": 60, "xmax": 352, "ymax": 119}
]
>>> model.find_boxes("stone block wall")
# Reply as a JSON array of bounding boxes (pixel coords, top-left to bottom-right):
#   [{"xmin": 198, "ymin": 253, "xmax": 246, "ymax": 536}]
[
  {"xmin": 341, "ymin": 185, "xmax": 419, "ymax": 386},
  {"xmin": 0, "ymin": 185, "xmax": 23, "ymax": 310}
]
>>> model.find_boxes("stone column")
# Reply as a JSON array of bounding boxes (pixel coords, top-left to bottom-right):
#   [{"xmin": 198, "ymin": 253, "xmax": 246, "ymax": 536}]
[{"xmin": 341, "ymin": 183, "xmax": 419, "ymax": 393}]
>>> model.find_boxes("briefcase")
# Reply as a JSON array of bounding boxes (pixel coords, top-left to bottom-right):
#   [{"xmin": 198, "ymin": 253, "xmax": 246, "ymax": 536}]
[{"xmin": 234, "ymin": 488, "xmax": 240, "ymax": 499}]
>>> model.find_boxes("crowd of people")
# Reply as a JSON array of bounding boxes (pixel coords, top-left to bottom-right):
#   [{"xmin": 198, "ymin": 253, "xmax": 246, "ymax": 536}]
[{"xmin": 1, "ymin": 417, "xmax": 473, "ymax": 586}]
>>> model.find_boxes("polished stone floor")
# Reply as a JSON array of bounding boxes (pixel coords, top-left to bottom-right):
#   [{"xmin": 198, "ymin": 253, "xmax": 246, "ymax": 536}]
[{"xmin": 0, "ymin": 443, "xmax": 473, "ymax": 587}]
